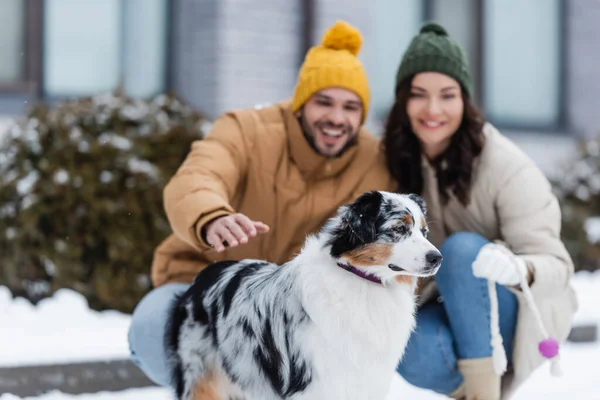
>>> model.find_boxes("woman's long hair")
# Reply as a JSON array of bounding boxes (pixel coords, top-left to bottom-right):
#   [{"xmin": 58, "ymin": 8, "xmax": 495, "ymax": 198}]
[{"xmin": 382, "ymin": 76, "xmax": 486, "ymax": 206}]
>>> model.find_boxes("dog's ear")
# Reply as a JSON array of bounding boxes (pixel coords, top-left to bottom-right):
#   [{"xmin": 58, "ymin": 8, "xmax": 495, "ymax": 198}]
[
  {"xmin": 328, "ymin": 191, "xmax": 383, "ymax": 257},
  {"xmin": 349, "ymin": 191, "xmax": 384, "ymax": 225},
  {"xmin": 408, "ymin": 193, "xmax": 427, "ymax": 217}
]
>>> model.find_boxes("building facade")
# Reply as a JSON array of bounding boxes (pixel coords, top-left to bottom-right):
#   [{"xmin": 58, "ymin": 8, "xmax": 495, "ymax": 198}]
[{"xmin": 0, "ymin": 0, "xmax": 598, "ymax": 139}]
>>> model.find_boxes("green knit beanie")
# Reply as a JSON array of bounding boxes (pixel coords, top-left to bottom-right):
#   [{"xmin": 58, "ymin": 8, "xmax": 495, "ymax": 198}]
[{"xmin": 395, "ymin": 22, "xmax": 473, "ymax": 97}]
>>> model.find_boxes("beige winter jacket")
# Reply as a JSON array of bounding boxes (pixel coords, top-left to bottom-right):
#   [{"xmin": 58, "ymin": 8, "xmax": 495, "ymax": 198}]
[{"xmin": 416, "ymin": 123, "xmax": 578, "ymax": 398}]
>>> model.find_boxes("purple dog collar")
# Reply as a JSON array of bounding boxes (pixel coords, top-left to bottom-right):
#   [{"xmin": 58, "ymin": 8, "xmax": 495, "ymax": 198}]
[{"xmin": 337, "ymin": 262, "xmax": 382, "ymax": 285}]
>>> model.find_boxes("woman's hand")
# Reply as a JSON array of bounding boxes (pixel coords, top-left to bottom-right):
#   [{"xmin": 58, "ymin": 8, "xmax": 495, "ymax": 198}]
[{"xmin": 472, "ymin": 243, "xmax": 532, "ymax": 286}]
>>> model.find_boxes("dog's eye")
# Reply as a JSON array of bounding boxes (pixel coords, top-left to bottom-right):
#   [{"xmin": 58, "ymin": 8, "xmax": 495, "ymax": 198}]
[
  {"xmin": 421, "ymin": 228, "xmax": 428, "ymax": 237},
  {"xmin": 393, "ymin": 225, "xmax": 409, "ymax": 235}
]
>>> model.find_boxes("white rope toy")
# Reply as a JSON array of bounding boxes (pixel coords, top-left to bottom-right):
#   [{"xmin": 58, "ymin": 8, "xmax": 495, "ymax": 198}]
[
  {"xmin": 488, "ymin": 252, "xmax": 563, "ymax": 377},
  {"xmin": 488, "ymin": 280, "xmax": 508, "ymax": 375}
]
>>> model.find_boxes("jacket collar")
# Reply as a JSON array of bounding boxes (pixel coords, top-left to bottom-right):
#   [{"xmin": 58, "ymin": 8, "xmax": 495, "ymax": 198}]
[
  {"xmin": 284, "ymin": 102, "xmax": 360, "ymax": 181},
  {"xmin": 421, "ymin": 153, "xmax": 448, "ymax": 172}
]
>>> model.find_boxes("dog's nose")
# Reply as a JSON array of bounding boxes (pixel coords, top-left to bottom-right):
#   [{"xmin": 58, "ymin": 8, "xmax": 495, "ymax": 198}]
[{"xmin": 426, "ymin": 251, "xmax": 443, "ymax": 267}]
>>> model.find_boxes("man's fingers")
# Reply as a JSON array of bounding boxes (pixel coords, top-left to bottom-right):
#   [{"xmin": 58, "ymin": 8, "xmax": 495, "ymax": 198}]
[
  {"xmin": 205, "ymin": 214, "xmax": 269, "ymax": 252},
  {"xmin": 233, "ymin": 214, "xmax": 258, "ymax": 237},
  {"xmin": 218, "ymin": 227, "xmax": 239, "ymax": 248},
  {"xmin": 233, "ymin": 214, "xmax": 269, "ymax": 235},
  {"xmin": 224, "ymin": 219, "xmax": 249, "ymax": 244},
  {"xmin": 206, "ymin": 231, "xmax": 226, "ymax": 252},
  {"xmin": 253, "ymin": 221, "xmax": 270, "ymax": 233}
]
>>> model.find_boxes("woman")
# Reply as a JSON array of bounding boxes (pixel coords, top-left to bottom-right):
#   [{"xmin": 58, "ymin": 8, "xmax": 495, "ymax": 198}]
[{"xmin": 384, "ymin": 23, "xmax": 578, "ymax": 400}]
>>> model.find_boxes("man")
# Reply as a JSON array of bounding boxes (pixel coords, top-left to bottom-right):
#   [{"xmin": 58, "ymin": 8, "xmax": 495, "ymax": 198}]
[{"xmin": 128, "ymin": 20, "xmax": 395, "ymax": 387}]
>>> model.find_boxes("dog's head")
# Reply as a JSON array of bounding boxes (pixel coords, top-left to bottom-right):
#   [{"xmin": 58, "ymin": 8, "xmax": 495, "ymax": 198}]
[{"xmin": 324, "ymin": 191, "xmax": 442, "ymax": 284}]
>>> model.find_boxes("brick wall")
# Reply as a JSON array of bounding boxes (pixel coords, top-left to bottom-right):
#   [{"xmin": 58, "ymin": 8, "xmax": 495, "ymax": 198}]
[
  {"xmin": 171, "ymin": 0, "xmax": 219, "ymax": 117},
  {"xmin": 172, "ymin": 0, "xmax": 302, "ymax": 119},
  {"xmin": 219, "ymin": 0, "xmax": 302, "ymax": 113}
]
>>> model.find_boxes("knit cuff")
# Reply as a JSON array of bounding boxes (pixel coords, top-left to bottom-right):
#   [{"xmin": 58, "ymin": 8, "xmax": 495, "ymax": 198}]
[{"xmin": 193, "ymin": 208, "xmax": 234, "ymax": 249}]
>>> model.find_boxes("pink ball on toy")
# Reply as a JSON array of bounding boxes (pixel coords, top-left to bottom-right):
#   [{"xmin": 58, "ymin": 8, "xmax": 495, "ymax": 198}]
[{"xmin": 538, "ymin": 338, "xmax": 559, "ymax": 358}]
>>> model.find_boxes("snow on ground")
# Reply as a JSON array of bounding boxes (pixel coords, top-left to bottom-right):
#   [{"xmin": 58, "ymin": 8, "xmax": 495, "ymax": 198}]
[
  {"xmin": 0, "ymin": 288, "xmax": 131, "ymax": 367},
  {"xmin": 0, "ymin": 388, "xmax": 170, "ymax": 400},
  {"xmin": 1, "ymin": 271, "xmax": 599, "ymax": 399},
  {"xmin": 387, "ymin": 341, "xmax": 600, "ymax": 399}
]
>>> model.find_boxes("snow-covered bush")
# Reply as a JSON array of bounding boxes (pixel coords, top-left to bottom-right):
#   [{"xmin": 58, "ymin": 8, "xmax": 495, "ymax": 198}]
[
  {"xmin": 0, "ymin": 91, "xmax": 208, "ymax": 312},
  {"xmin": 552, "ymin": 138, "xmax": 600, "ymax": 271}
]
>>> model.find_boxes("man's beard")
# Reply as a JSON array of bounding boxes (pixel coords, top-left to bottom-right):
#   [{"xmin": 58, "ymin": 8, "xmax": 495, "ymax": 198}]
[{"xmin": 298, "ymin": 114, "xmax": 359, "ymax": 158}]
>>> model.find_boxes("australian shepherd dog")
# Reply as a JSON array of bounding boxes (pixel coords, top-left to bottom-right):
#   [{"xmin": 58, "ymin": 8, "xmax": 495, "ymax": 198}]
[{"xmin": 165, "ymin": 191, "xmax": 442, "ymax": 399}]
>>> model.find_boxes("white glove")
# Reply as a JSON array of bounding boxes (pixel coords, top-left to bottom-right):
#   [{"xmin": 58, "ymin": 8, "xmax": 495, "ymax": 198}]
[{"xmin": 472, "ymin": 243, "xmax": 528, "ymax": 286}]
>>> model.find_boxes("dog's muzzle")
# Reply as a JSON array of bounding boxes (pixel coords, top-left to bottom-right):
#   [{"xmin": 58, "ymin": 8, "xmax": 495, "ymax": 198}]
[
  {"xmin": 426, "ymin": 250, "xmax": 443, "ymax": 269},
  {"xmin": 388, "ymin": 250, "xmax": 443, "ymax": 275}
]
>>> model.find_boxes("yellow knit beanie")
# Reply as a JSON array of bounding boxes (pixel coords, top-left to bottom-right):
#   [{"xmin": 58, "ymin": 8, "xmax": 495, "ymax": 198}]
[{"xmin": 291, "ymin": 20, "xmax": 370, "ymax": 121}]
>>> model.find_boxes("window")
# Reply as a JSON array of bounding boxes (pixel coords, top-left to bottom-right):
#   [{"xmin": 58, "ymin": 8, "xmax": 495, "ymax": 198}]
[
  {"xmin": 370, "ymin": 0, "xmax": 423, "ymax": 124},
  {"xmin": 122, "ymin": 0, "xmax": 168, "ymax": 98},
  {"xmin": 428, "ymin": 0, "xmax": 481, "ymax": 103},
  {"xmin": 483, "ymin": 0, "xmax": 562, "ymax": 128},
  {"xmin": 44, "ymin": 0, "xmax": 122, "ymax": 97},
  {"xmin": 0, "ymin": 0, "xmax": 26, "ymax": 85},
  {"xmin": 43, "ymin": 0, "xmax": 168, "ymax": 99},
  {"xmin": 428, "ymin": 0, "xmax": 563, "ymax": 129}
]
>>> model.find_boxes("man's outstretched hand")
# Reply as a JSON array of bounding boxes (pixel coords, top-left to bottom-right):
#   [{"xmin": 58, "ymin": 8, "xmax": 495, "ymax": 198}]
[{"xmin": 204, "ymin": 213, "xmax": 270, "ymax": 252}]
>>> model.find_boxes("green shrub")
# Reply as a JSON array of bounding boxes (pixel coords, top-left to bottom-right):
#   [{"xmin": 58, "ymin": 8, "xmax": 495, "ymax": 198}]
[
  {"xmin": 0, "ymin": 91, "xmax": 209, "ymax": 312},
  {"xmin": 552, "ymin": 137, "xmax": 600, "ymax": 271}
]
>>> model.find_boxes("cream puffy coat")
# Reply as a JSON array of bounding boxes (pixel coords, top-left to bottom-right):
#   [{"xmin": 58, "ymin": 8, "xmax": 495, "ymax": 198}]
[{"xmin": 416, "ymin": 123, "xmax": 578, "ymax": 398}]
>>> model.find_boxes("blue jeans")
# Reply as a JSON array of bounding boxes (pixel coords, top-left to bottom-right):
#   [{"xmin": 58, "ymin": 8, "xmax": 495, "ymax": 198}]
[
  {"xmin": 128, "ymin": 282, "xmax": 190, "ymax": 387},
  {"xmin": 396, "ymin": 232, "xmax": 519, "ymax": 395}
]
